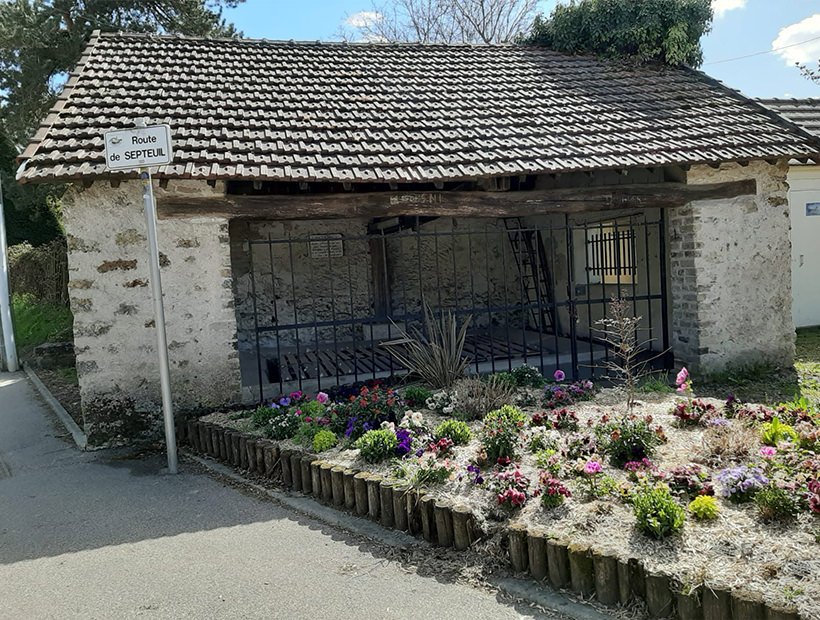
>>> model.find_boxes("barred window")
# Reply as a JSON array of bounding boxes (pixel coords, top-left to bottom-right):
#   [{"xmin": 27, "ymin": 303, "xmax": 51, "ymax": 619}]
[{"xmin": 586, "ymin": 223, "xmax": 636, "ymax": 284}]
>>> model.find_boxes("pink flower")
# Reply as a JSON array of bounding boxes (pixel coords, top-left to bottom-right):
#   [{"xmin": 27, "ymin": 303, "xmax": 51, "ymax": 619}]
[
  {"xmin": 760, "ymin": 446, "xmax": 777, "ymax": 459},
  {"xmin": 676, "ymin": 382, "xmax": 691, "ymax": 392},
  {"xmin": 305, "ymin": 417, "xmax": 312, "ymax": 423},
  {"xmin": 584, "ymin": 460, "xmax": 602, "ymax": 475},
  {"xmin": 554, "ymin": 369, "xmax": 565, "ymax": 382},
  {"xmin": 316, "ymin": 391, "xmax": 329, "ymax": 405},
  {"xmin": 675, "ymin": 367, "xmax": 689, "ymax": 388}
]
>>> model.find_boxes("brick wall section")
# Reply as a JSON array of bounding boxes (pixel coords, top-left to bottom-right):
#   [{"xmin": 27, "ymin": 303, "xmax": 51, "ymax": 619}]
[
  {"xmin": 668, "ymin": 160, "xmax": 794, "ymax": 371},
  {"xmin": 64, "ymin": 179, "xmax": 241, "ymax": 448}
]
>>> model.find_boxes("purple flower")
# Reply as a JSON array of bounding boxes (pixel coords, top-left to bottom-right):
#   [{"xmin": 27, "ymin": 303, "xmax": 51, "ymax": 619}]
[
  {"xmin": 363, "ymin": 422, "xmax": 373, "ymax": 432},
  {"xmin": 554, "ymin": 369, "xmax": 565, "ymax": 382},
  {"xmin": 583, "ymin": 460, "xmax": 602, "ymax": 475},
  {"xmin": 760, "ymin": 446, "xmax": 777, "ymax": 459},
  {"xmin": 316, "ymin": 391, "xmax": 329, "ymax": 405},
  {"xmin": 269, "ymin": 402, "xmax": 280, "ymax": 410},
  {"xmin": 279, "ymin": 397, "xmax": 291, "ymax": 407},
  {"xmin": 395, "ymin": 428, "xmax": 414, "ymax": 456}
]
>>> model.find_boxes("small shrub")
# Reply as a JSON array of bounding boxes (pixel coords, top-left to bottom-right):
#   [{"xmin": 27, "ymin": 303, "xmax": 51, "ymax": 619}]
[
  {"xmin": 688, "ymin": 495, "xmax": 720, "ymax": 520},
  {"xmin": 355, "ymin": 429, "xmax": 399, "ymax": 463},
  {"xmin": 410, "ymin": 456, "xmax": 456, "ymax": 487},
  {"xmin": 637, "ymin": 373, "xmax": 674, "ymax": 393},
  {"xmin": 542, "ymin": 378, "xmax": 596, "ymax": 409},
  {"xmin": 491, "ymin": 371, "xmax": 518, "ymax": 391},
  {"xmin": 329, "ymin": 386, "xmax": 402, "ymax": 442},
  {"xmin": 527, "ymin": 427, "xmax": 560, "ymax": 452},
  {"xmin": 490, "ymin": 466, "xmax": 531, "ymax": 510},
  {"xmin": 562, "ymin": 431, "xmax": 597, "ymax": 460},
  {"xmin": 595, "ymin": 414, "xmax": 667, "ymax": 468},
  {"xmin": 671, "ymin": 399, "xmax": 718, "ymax": 427},
  {"xmin": 511, "ymin": 364, "xmax": 546, "ymax": 388},
  {"xmin": 538, "ymin": 472, "xmax": 571, "ymax": 508},
  {"xmin": 426, "ymin": 390, "xmax": 458, "ymax": 415},
  {"xmin": 404, "ymin": 385, "xmax": 433, "ymax": 407},
  {"xmin": 573, "ymin": 460, "xmax": 617, "ymax": 500},
  {"xmin": 760, "ymin": 417, "xmax": 799, "ymax": 446},
  {"xmin": 667, "ymin": 465, "xmax": 714, "ymax": 498},
  {"xmin": 312, "ymin": 429, "xmax": 338, "ymax": 452},
  {"xmin": 795, "ymin": 422, "xmax": 820, "ymax": 451},
  {"xmin": 808, "ymin": 479, "xmax": 820, "ymax": 514},
  {"xmin": 633, "ymin": 484, "xmax": 686, "ymax": 539},
  {"xmin": 254, "ymin": 404, "xmax": 302, "ymax": 440},
  {"xmin": 531, "ymin": 408, "xmax": 579, "ymax": 431},
  {"xmin": 479, "ymin": 405, "xmax": 527, "ymax": 461},
  {"xmin": 428, "ymin": 437, "xmax": 455, "ymax": 457},
  {"xmin": 399, "ymin": 410, "xmax": 427, "ymax": 432},
  {"xmin": 434, "ymin": 419, "xmax": 472, "ymax": 445},
  {"xmin": 623, "ymin": 458, "xmax": 661, "ymax": 483},
  {"xmin": 453, "ymin": 376, "xmax": 518, "ymax": 420},
  {"xmin": 534, "ymin": 448, "xmax": 562, "ymax": 476},
  {"xmin": 754, "ymin": 482, "xmax": 805, "ymax": 521},
  {"xmin": 717, "ymin": 466, "xmax": 768, "ymax": 503}
]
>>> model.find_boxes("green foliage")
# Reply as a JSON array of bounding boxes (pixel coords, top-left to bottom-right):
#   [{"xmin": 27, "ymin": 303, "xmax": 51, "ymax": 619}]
[
  {"xmin": 479, "ymin": 405, "xmax": 527, "ymax": 461},
  {"xmin": 433, "ymin": 419, "xmax": 472, "ymax": 445},
  {"xmin": 252, "ymin": 405, "xmax": 301, "ymax": 440},
  {"xmin": 574, "ymin": 471, "xmax": 618, "ymax": 500},
  {"xmin": 11, "ymin": 293, "xmax": 72, "ymax": 354},
  {"xmin": 595, "ymin": 414, "xmax": 667, "ymax": 467},
  {"xmin": 688, "ymin": 495, "xmax": 720, "ymax": 520},
  {"xmin": 534, "ymin": 448, "xmax": 562, "ymax": 476},
  {"xmin": 638, "ymin": 373, "xmax": 674, "ymax": 393},
  {"xmin": 355, "ymin": 429, "xmax": 398, "ymax": 463},
  {"xmin": 525, "ymin": 0, "xmax": 713, "ymax": 67},
  {"xmin": 754, "ymin": 483, "xmax": 805, "ymax": 521},
  {"xmin": 490, "ymin": 371, "xmax": 517, "ymax": 391},
  {"xmin": 396, "ymin": 455, "xmax": 455, "ymax": 487},
  {"xmin": 381, "ymin": 304, "xmax": 472, "ymax": 389},
  {"xmin": 312, "ymin": 429, "xmax": 338, "ymax": 453},
  {"xmin": 761, "ymin": 417, "xmax": 799, "ymax": 446},
  {"xmin": 511, "ymin": 364, "xmax": 546, "ymax": 388},
  {"xmin": 633, "ymin": 484, "xmax": 686, "ymax": 539},
  {"xmin": 403, "ymin": 385, "xmax": 432, "ymax": 407}
]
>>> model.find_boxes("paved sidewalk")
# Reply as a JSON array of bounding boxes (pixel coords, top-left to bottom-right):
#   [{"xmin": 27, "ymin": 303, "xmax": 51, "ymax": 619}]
[{"xmin": 0, "ymin": 372, "xmax": 559, "ymax": 619}]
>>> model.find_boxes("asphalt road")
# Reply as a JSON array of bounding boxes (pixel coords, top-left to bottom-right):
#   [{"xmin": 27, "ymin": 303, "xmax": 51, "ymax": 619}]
[{"xmin": 0, "ymin": 372, "xmax": 562, "ymax": 620}]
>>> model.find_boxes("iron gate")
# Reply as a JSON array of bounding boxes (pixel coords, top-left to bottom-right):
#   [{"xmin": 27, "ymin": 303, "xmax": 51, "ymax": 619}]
[{"xmin": 239, "ymin": 212, "xmax": 670, "ymax": 400}]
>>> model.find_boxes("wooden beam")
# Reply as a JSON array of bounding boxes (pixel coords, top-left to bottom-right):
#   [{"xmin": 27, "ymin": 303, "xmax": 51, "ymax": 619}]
[{"xmin": 156, "ymin": 179, "xmax": 756, "ymax": 221}]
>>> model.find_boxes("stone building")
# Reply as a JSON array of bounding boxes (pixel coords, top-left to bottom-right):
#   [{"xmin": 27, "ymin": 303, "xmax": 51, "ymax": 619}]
[
  {"xmin": 756, "ymin": 98, "xmax": 820, "ymax": 329},
  {"xmin": 17, "ymin": 32, "xmax": 820, "ymax": 447}
]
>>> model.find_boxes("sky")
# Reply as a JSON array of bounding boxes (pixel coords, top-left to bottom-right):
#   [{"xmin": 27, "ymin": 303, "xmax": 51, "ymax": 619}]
[{"xmin": 222, "ymin": 0, "xmax": 820, "ymax": 99}]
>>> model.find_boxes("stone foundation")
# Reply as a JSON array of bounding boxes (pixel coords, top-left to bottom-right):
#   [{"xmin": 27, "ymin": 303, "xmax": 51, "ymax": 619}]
[
  {"xmin": 668, "ymin": 160, "xmax": 794, "ymax": 371},
  {"xmin": 63, "ymin": 179, "xmax": 241, "ymax": 448}
]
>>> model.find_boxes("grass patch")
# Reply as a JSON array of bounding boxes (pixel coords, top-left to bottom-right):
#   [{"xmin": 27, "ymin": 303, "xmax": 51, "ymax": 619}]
[
  {"xmin": 11, "ymin": 294, "xmax": 73, "ymax": 355},
  {"xmin": 637, "ymin": 372, "xmax": 674, "ymax": 393}
]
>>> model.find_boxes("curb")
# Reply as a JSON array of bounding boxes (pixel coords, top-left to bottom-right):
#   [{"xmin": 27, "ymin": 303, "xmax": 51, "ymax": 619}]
[{"xmin": 23, "ymin": 364, "xmax": 87, "ymax": 450}]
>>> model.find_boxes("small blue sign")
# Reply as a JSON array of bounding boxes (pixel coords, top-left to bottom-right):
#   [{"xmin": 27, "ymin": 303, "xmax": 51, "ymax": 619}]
[{"xmin": 808, "ymin": 202, "xmax": 820, "ymax": 216}]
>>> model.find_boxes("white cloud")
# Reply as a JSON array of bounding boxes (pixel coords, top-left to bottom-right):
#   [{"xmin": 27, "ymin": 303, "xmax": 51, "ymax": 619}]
[
  {"xmin": 772, "ymin": 14, "xmax": 820, "ymax": 66},
  {"xmin": 712, "ymin": 0, "xmax": 747, "ymax": 19},
  {"xmin": 344, "ymin": 11, "xmax": 383, "ymax": 29}
]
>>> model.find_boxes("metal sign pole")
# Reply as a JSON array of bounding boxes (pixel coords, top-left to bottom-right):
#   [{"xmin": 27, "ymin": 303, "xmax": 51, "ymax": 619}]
[
  {"xmin": 0, "ymin": 176, "xmax": 19, "ymax": 372},
  {"xmin": 139, "ymin": 163, "xmax": 178, "ymax": 474}
]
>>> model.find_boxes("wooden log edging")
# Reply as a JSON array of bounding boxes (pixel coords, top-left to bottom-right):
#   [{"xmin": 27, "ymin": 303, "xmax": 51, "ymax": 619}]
[{"xmin": 500, "ymin": 518, "xmax": 803, "ymax": 620}]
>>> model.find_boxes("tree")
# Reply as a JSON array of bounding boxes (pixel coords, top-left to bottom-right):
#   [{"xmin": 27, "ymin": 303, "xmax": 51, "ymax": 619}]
[
  {"xmin": 0, "ymin": 0, "xmax": 244, "ymax": 246},
  {"xmin": 524, "ymin": 0, "xmax": 713, "ymax": 67},
  {"xmin": 798, "ymin": 61, "xmax": 819, "ymax": 85},
  {"xmin": 341, "ymin": 0, "xmax": 540, "ymax": 44}
]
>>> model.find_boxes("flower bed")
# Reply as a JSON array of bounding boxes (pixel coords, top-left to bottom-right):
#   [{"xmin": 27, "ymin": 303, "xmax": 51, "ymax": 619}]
[{"xmin": 194, "ymin": 368, "xmax": 819, "ymax": 620}]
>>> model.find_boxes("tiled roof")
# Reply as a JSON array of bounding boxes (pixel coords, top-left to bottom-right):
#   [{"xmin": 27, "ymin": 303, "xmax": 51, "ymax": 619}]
[
  {"xmin": 17, "ymin": 31, "xmax": 820, "ymax": 184},
  {"xmin": 758, "ymin": 98, "xmax": 820, "ymax": 137}
]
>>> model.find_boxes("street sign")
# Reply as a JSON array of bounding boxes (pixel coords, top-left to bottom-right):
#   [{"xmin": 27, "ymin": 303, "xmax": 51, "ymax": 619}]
[{"xmin": 104, "ymin": 124, "xmax": 173, "ymax": 170}]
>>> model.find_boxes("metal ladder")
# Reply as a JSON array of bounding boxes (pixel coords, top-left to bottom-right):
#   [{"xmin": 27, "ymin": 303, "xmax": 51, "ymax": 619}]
[{"xmin": 503, "ymin": 218, "xmax": 558, "ymax": 334}]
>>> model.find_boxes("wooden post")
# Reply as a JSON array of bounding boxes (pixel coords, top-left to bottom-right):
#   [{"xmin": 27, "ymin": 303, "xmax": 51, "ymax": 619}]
[
  {"xmin": 568, "ymin": 546, "xmax": 595, "ymax": 596},
  {"xmin": 732, "ymin": 594, "xmax": 765, "ymax": 620},
  {"xmin": 300, "ymin": 457, "xmax": 312, "ymax": 494},
  {"xmin": 290, "ymin": 452, "xmax": 303, "ymax": 491},
  {"xmin": 343, "ymin": 469, "xmax": 356, "ymax": 510},
  {"xmin": 407, "ymin": 489, "xmax": 423, "ymax": 536},
  {"xmin": 702, "ymin": 587, "xmax": 732, "ymax": 620},
  {"xmin": 231, "ymin": 433, "xmax": 242, "ymax": 467},
  {"xmin": 617, "ymin": 559, "xmax": 632, "ymax": 605},
  {"xmin": 256, "ymin": 442, "xmax": 266, "ymax": 473},
  {"xmin": 547, "ymin": 540, "xmax": 571, "ymax": 589},
  {"xmin": 379, "ymin": 480, "xmax": 395, "ymax": 528},
  {"xmin": 645, "ymin": 573, "xmax": 674, "ymax": 618},
  {"xmin": 765, "ymin": 607, "xmax": 801, "ymax": 620},
  {"xmin": 280, "ymin": 449, "xmax": 293, "ymax": 487},
  {"xmin": 186, "ymin": 420, "xmax": 197, "ymax": 450},
  {"xmin": 366, "ymin": 475, "xmax": 382, "ymax": 520},
  {"xmin": 262, "ymin": 442, "xmax": 276, "ymax": 478},
  {"xmin": 508, "ymin": 524, "xmax": 529, "ymax": 573},
  {"xmin": 331, "ymin": 466, "xmax": 345, "ymax": 506},
  {"xmin": 676, "ymin": 591, "xmax": 703, "ymax": 620},
  {"xmin": 392, "ymin": 484, "xmax": 409, "ymax": 531},
  {"xmin": 354, "ymin": 472, "xmax": 369, "ymax": 516},
  {"xmin": 629, "ymin": 558, "xmax": 646, "ymax": 601},
  {"xmin": 320, "ymin": 463, "xmax": 334, "ymax": 503},
  {"xmin": 593, "ymin": 552, "xmax": 619, "ymax": 606},
  {"xmin": 452, "ymin": 505, "xmax": 474, "ymax": 551},
  {"xmin": 238, "ymin": 435, "xmax": 248, "ymax": 469},
  {"xmin": 420, "ymin": 495, "xmax": 437, "ymax": 543},
  {"xmin": 311, "ymin": 460, "xmax": 323, "ymax": 497},
  {"xmin": 204, "ymin": 423, "xmax": 214, "ymax": 456},
  {"xmin": 434, "ymin": 500, "xmax": 453, "ymax": 547},
  {"xmin": 527, "ymin": 529, "xmax": 548, "ymax": 580}
]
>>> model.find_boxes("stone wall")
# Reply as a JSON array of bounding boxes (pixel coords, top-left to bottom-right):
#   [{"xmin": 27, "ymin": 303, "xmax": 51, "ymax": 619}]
[
  {"xmin": 668, "ymin": 160, "xmax": 794, "ymax": 371},
  {"xmin": 64, "ymin": 179, "xmax": 241, "ymax": 448}
]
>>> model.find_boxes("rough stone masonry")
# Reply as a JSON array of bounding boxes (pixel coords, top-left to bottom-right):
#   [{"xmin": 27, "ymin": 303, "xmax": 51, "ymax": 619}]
[{"xmin": 64, "ymin": 179, "xmax": 241, "ymax": 447}]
